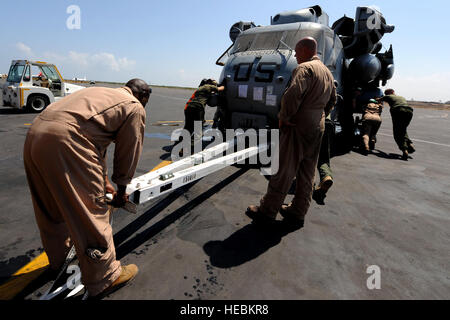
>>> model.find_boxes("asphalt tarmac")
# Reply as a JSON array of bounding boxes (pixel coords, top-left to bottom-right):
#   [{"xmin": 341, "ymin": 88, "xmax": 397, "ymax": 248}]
[{"xmin": 0, "ymin": 82, "xmax": 449, "ymax": 300}]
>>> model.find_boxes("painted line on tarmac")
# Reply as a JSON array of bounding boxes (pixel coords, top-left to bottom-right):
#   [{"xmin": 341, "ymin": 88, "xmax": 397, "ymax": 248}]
[
  {"xmin": 0, "ymin": 160, "xmax": 172, "ymax": 300},
  {"xmin": 159, "ymin": 120, "xmax": 183, "ymax": 123},
  {"xmin": 152, "ymin": 94, "xmax": 188, "ymax": 102},
  {"xmin": 144, "ymin": 133, "xmax": 172, "ymax": 140},
  {"xmin": 0, "ymin": 252, "xmax": 49, "ymax": 300},
  {"xmin": 378, "ymin": 132, "xmax": 450, "ymax": 148},
  {"xmin": 149, "ymin": 160, "xmax": 172, "ymax": 172},
  {"xmin": 418, "ymin": 113, "xmax": 448, "ymax": 119}
]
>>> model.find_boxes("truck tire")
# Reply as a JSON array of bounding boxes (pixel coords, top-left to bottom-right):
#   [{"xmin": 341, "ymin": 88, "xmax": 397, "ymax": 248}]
[{"xmin": 27, "ymin": 95, "xmax": 49, "ymax": 113}]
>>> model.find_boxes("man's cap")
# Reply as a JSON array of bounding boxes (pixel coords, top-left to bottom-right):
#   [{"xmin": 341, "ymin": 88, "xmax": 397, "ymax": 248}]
[
  {"xmin": 206, "ymin": 79, "xmax": 218, "ymax": 86},
  {"xmin": 369, "ymin": 99, "xmax": 377, "ymax": 103}
]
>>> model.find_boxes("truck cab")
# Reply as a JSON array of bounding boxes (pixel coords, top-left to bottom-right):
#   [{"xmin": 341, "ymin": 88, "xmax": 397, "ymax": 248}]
[{"xmin": 2, "ymin": 60, "xmax": 85, "ymax": 112}]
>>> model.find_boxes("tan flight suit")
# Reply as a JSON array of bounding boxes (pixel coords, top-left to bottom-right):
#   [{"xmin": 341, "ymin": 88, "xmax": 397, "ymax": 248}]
[
  {"xmin": 259, "ymin": 56, "xmax": 336, "ymax": 220},
  {"xmin": 361, "ymin": 102, "xmax": 383, "ymax": 151},
  {"xmin": 23, "ymin": 86, "xmax": 146, "ymax": 296}
]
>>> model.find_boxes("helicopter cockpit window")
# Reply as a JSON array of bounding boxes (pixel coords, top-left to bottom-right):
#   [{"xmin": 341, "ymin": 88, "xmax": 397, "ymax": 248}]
[
  {"xmin": 231, "ymin": 31, "xmax": 285, "ymax": 53},
  {"xmin": 229, "ymin": 27, "xmax": 340, "ymax": 70},
  {"xmin": 251, "ymin": 31, "xmax": 285, "ymax": 51},
  {"xmin": 231, "ymin": 29, "xmax": 327, "ymax": 55},
  {"xmin": 231, "ymin": 34, "xmax": 255, "ymax": 54},
  {"xmin": 284, "ymin": 29, "xmax": 325, "ymax": 55}
]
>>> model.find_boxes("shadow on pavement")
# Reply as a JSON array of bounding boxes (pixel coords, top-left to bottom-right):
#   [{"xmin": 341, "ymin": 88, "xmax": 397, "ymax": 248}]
[
  {"xmin": 203, "ymin": 222, "xmax": 297, "ymax": 268},
  {"xmin": 115, "ymin": 168, "xmax": 249, "ymax": 260},
  {"xmin": 0, "ymin": 108, "xmax": 26, "ymax": 115},
  {"xmin": 0, "ymin": 255, "xmax": 34, "ymax": 286},
  {"xmin": 371, "ymin": 149, "xmax": 403, "ymax": 160},
  {"xmin": 160, "ymin": 144, "xmax": 174, "ymax": 161},
  {"xmin": 113, "ymin": 181, "xmax": 200, "ymax": 250},
  {"xmin": 5, "ymin": 267, "xmax": 54, "ymax": 300}
]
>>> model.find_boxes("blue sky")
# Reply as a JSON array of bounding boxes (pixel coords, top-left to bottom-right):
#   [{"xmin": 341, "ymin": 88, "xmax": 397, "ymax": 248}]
[{"xmin": 1, "ymin": 0, "xmax": 449, "ymax": 102}]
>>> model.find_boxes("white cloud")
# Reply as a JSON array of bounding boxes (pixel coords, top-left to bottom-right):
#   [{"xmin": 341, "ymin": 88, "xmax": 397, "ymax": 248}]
[
  {"xmin": 67, "ymin": 52, "xmax": 135, "ymax": 72},
  {"xmin": 92, "ymin": 53, "xmax": 119, "ymax": 71},
  {"xmin": 22, "ymin": 44, "xmax": 136, "ymax": 81},
  {"xmin": 384, "ymin": 72, "xmax": 450, "ymax": 102},
  {"xmin": 117, "ymin": 57, "xmax": 136, "ymax": 70},
  {"xmin": 68, "ymin": 51, "xmax": 90, "ymax": 67},
  {"xmin": 15, "ymin": 42, "xmax": 33, "ymax": 57},
  {"xmin": 43, "ymin": 51, "xmax": 135, "ymax": 72},
  {"xmin": 42, "ymin": 52, "xmax": 66, "ymax": 62}
]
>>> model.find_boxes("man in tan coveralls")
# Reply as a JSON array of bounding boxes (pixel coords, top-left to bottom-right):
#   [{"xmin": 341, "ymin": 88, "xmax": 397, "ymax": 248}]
[
  {"xmin": 23, "ymin": 79, "xmax": 151, "ymax": 297},
  {"xmin": 246, "ymin": 38, "xmax": 336, "ymax": 230},
  {"xmin": 360, "ymin": 99, "xmax": 383, "ymax": 155}
]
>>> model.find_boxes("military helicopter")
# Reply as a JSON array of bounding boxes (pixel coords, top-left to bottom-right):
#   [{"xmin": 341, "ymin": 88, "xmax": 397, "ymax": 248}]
[{"xmin": 212, "ymin": 4, "xmax": 395, "ymax": 136}]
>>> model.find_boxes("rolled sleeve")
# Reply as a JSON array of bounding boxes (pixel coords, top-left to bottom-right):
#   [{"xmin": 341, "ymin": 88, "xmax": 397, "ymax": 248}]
[{"xmin": 112, "ymin": 105, "xmax": 146, "ymax": 186}]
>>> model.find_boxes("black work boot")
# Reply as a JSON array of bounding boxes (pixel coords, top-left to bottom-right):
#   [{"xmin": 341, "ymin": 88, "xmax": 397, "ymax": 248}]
[
  {"xmin": 401, "ymin": 150, "xmax": 409, "ymax": 161},
  {"xmin": 245, "ymin": 206, "xmax": 276, "ymax": 226},
  {"xmin": 359, "ymin": 146, "xmax": 369, "ymax": 156},
  {"xmin": 279, "ymin": 205, "xmax": 304, "ymax": 232},
  {"xmin": 312, "ymin": 189, "xmax": 326, "ymax": 205}
]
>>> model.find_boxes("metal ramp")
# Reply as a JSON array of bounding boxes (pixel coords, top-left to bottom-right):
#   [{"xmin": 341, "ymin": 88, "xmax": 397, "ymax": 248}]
[{"xmin": 127, "ymin": 136, "xmax": 269, "ymax": 206}]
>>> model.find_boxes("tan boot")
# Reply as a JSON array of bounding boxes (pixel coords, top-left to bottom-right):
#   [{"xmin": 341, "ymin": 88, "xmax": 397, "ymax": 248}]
[
  {"xmin": 317, "ymin": 176, "xmax": 333, "ymax": 194},
  {"xmin": 93, "ymin": 264, "xmax": 139, "ymax": 299}
]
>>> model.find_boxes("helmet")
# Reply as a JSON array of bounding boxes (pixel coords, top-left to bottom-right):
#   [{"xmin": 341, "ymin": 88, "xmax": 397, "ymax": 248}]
[{"xmin": 206, "ymin": 79, "xmax": 218, "ymax": 86}]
